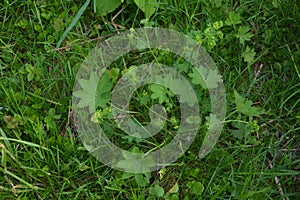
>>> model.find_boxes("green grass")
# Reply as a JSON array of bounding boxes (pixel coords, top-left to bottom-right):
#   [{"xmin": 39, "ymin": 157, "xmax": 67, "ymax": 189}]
[{"xmin": 1, "ymin": 0, "xmax": 299, "ymax": 199}]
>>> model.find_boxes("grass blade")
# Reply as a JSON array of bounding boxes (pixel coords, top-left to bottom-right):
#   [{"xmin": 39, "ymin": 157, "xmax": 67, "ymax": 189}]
[
  {"xmin": 56, "ymin": 0, "xmax": 91, "ymax": 48},
  {"xmin": 0, "ymin": 137, "xmax": 50, "ymax": 151},
  {"xmin": 0, "ymin": 167, "xmax": 42, "ymax": 190}
]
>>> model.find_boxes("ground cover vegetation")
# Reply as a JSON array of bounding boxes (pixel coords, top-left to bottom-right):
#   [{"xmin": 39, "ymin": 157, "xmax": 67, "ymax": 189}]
[{"xmin": 0, "ymin": 0, "xmax": 299, "ymax": 199}]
